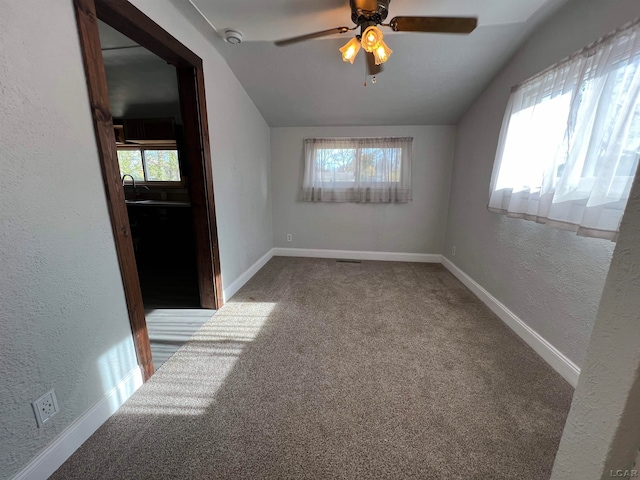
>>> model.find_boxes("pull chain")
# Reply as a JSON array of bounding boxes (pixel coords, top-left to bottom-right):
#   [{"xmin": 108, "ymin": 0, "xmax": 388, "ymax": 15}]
[{"xmin": 364, "ymin": 58, "xmax": 367, "ymax": 87}]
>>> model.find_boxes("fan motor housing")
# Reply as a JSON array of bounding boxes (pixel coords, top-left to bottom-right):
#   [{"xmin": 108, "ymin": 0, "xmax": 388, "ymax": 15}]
[{"xmin": 350, "ymin": 0, "xmax": 390, "ymax": 25}]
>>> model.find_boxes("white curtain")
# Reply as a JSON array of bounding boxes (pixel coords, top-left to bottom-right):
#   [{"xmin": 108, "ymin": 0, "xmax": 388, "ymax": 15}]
[
  {"xmin": 488, "ymin": 19, "xmax": 640, "ymax": 240},
  {"xmin": 302, "ymin": 137, "xmax": 413, "ymax": 203}
]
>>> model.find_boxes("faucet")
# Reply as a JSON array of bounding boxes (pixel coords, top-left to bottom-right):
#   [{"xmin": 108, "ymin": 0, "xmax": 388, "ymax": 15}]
[{"xmin": 122, "ymin": 174, "xmax": 136, "ymax": 200}]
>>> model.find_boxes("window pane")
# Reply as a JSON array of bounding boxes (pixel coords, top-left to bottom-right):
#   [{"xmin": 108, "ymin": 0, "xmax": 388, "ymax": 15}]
[
  {"xmin": 143, "ymin": 150, "xmax": 181, "ymax": 182},
  {"xmin": 302, "ymin": 137, "xmax": 413, "ymax": 203},
  {"xmin": 495, "ymin": 91, "xmax": 572, "ymax": 191},
  {"xmin": 359, "ymin": 148, "xmax": 402, "ymax": 182},
  {"xmin": 317, "ymin": 148, "xmax": 356, "ymax": 182},
  {"xmin": 488, "ymin": 22, "xmax": 640, "ymax": 239},
  {"xmin": 117, "ymin": 150, "xmax": 144, "ymax": 180}
]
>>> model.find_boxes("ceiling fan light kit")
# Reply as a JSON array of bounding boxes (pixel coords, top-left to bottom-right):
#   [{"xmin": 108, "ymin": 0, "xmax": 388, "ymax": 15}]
[
  {"xmin": 275, "ymin": 0, "xmax": 477, "ymax": 75},
  {"xmin": 339, "ymin": 36, "xmax": 362, "ymax": 64},
  {"xmin": 339, "ymin": 25, "xmax": 391, "ymax": 66},
  {"xmin": 372, "ymin": 39, "xmax": 392, "ymax": 65},
  {"xmin": 361, "ymin": 26, "xmax": 384, "ymax": 53}
]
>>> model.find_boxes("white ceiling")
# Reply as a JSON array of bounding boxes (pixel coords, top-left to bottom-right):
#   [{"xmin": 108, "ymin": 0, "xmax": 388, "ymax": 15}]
[
  {"xmin": 217, "ymin": 24, "xmax": 529, "ymax": 126},
  {"xmin": 99, "ymin": 0, "xmax": 569, "ymax": 127},
  {"xmin": 185, "ymin": 0, "xmax": 568, "ymax": 126},
  {"xmin": 191, "ymin": 0, "xmax": 554, "ymax": 42}
]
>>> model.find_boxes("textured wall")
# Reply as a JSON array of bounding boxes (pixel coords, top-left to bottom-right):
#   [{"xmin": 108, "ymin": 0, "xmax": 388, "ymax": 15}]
[
  {"xmin": 443, "ymin": 0, "xmax": 640, "ymax": 368},
  {"xmin": 0, "ymin": 1, "xmax": 138, "ymax": 478},
  {"xmin": 0, "ymin": 0, "xmax": 272, "ymax": 477},
  {"xmin": 271, "ymin": 126, "xmax": 456, "ymax": 254},
  {"xmin": 129, "ymin": 0, "xmax": 273, "ymax": 293},
  {"xmin": 551, "ymin": 164, "xmax": 640, "ymax": 478}
]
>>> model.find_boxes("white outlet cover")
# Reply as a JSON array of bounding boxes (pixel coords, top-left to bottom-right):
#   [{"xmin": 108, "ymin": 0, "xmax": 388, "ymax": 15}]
[{"xmin": 32, "ymin": 389, "xmax": 59, "ymax": 427}]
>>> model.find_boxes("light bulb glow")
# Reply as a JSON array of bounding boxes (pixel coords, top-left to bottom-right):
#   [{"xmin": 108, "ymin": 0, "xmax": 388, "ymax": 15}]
[
  {"xmin": 361, "ymin": 26, "xmax": 384, "ymax": 53},
  {"xmin": 339, "ymin": 36, "xmax": 362, "ymax": 64},
  {"xmin": 372, "ymin": 39, "xmax": 392, "ymax": 65}
]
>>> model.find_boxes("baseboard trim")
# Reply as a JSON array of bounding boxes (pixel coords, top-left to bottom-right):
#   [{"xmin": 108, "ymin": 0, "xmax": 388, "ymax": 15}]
[
  {"xmin": 441, "ymin": 256, "xmax": 580, "ymax": 387},
  {"xmin": 13, "ymin": 366, "xmax": 143, "ymax": 480},
  {"xmin": 273, "ymin": 248, "xmax": 441, "ymax": 263},
  {"xmin": 223, "ymin": 248, "xmax": 275, "ymax": 302}
]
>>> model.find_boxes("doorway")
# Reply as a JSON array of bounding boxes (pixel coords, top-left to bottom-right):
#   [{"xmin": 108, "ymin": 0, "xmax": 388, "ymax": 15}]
[{"xmin": 73, "ymin": 0, "xmax": 223, "ymax": 381}]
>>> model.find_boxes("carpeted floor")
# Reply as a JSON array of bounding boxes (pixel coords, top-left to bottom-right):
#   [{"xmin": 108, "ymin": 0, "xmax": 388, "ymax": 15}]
[{"xmin": 51, "ymin": 257, "xmax": 573, "ymax": 479}]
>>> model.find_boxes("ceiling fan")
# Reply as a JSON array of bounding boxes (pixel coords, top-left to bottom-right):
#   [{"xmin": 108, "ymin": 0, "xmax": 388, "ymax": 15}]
[{"xmin": 274, "ymin": 0, "xmax": 477, "ymax": 75}]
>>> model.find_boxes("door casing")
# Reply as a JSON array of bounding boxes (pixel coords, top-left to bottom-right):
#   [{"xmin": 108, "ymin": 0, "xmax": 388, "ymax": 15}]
[{"xmin": 73, "ymin": 0, "xmax": 223, "ymax": 381}]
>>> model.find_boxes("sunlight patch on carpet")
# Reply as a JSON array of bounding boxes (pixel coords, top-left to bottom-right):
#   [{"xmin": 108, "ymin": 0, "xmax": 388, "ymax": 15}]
[{"xmin": 118, "ymin": 302, "xmax": 276, "ymax": 416}]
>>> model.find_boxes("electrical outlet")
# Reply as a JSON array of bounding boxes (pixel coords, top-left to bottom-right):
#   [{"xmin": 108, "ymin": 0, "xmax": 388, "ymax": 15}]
[
  {"xmin": 286, "ymin": 233, "xmax": 292, "ymax": 242},
  {"xmin": 32, "ymin": 389, "xmax": 59, "ymax": 427},
  {"xmin": 452, "ymin": 245, "xmax": 456, "ymax": 256}
]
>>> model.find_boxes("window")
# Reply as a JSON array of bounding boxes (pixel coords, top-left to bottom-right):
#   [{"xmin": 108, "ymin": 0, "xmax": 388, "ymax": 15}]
[
  {"xmin": 117, "ymin": 148, "xmax": 181, "ymax": 183},
  {"xmin": 303, "ymin": 137, "xmax": 413, "ymax": 203},
  {"xmin": 488, "ymin": 19, "xmax": 640, "ymax": 240}
]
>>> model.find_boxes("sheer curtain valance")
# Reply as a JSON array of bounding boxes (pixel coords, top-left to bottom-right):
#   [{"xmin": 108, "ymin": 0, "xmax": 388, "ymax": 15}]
[
  {"xmin": 488, "ymin": 18, "xmax": 640, "ymax": 240},
  {"xmin": 302, "ymin": 137, "xmax": 413, "ymax": 203}
]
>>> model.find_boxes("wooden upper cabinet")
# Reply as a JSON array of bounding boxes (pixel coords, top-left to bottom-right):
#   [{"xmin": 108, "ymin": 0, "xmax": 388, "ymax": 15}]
[
  {"xmin": 114, "ymin": 125, "xmax": 126, "ymax": 144},
  {"xmin": 123, "ymin": 118, "xmax": 176, "ymax": 144}
]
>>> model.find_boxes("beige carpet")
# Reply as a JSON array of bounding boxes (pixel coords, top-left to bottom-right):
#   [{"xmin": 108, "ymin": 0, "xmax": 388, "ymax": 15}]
[
  {"xmin": 52, "ymin": 257, "xmax": 573, "ymax": 479},
  {"xmin": 145, "ymin": 308, "xmax": 216, "ymax": 370}
]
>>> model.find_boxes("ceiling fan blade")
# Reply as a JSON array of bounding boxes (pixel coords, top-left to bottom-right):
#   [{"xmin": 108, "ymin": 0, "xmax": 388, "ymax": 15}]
[
  {"xmin": 274, "ymin": 27, "xmax": 351, "ymax": 46},
  {"xmin": 389, "ymin": 16, "xmax": 478, "ymax": 34},
  {"xmin": 366, "ymin": 52, "xmax": 383, "ymax": 76}
]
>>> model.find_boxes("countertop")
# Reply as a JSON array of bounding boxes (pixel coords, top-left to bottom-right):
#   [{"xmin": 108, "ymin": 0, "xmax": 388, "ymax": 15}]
[{"xmin": 125, "ymin": 199, "xmax": 191, "ymax": 207}]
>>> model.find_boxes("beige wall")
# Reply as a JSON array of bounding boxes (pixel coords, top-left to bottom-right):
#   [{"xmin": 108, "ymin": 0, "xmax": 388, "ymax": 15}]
[
  {"xmin": 271, "ymin": 125, "xmax": 456, "ymax": 254},
  {"xmin": 0, "ymin": 2, "xmax": 138, "ymax": 477},
  {"xmin": 0, "ymin": 0, "xmax": 272, "ymax": 477}
]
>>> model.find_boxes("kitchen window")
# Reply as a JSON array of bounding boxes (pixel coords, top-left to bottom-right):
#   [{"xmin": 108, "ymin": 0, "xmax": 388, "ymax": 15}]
[{"xmin": 117, "ymin": 148, "xmax": 181, "ymax": 183}]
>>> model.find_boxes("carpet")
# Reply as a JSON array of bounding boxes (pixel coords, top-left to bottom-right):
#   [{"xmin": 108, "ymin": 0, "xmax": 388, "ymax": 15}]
[
  {"xmin": 51, "ymin": 257, "xmax": 573, "ymax": 479},
  {"xmin": 145, "ymin": 308, "xmax": 216, "ymax": 370}
]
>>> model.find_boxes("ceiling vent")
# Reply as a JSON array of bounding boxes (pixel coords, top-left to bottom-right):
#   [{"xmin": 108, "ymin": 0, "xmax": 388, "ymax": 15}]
[{"xmin": 223, "ymin": 29, "xmax": 243, "ymax": 45}]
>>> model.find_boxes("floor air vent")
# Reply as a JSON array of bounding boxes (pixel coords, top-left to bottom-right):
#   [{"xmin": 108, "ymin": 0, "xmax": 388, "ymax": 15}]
[{"xmin": 336, "ymin": 259, "xmax": 362, "ymax": 264}]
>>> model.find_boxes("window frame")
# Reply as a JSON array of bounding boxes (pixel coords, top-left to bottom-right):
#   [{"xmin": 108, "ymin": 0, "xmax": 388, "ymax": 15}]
[
  {"xmin": 117, "ymin": 144, "xmax": 185, "ymax": 188},
  {"xmin": 312, "ymin": 145, "xmax": 404, "ymax": 187},
  {"xmin": 302, "ymin": 136, "xmax": 413, "ymax": 203}
]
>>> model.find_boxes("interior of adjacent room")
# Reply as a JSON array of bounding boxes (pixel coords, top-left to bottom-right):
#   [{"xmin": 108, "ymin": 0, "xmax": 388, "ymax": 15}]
[{"xmin": 99, "ymin": 20, "xmax": 217, "ymax": 370}]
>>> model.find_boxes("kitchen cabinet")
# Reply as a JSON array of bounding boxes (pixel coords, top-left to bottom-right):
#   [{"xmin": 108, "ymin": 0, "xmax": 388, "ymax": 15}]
[
  {"xmin": 123, "ymin": 118, "xmax": 175, "ymax": 144},
  {"xmin": 126, "ymin": 203, "xmax": 196, "ymax": 270}
]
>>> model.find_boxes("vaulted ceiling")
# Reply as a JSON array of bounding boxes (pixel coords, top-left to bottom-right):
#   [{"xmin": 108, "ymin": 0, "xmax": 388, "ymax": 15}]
[
  {"xmin": 187, "ymin": 0, "xmax": 568, "ymax": 126},
  {"xmin": 99, "ymin": 0, "xmax": 568, "ymax": 127}
]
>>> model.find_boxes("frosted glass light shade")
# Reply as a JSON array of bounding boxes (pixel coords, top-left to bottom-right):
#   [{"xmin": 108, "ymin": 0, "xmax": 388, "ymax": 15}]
[
  {"xmin": 339, "ymin": 36, "xmax": 362, "ymax": 64},
  {"xmin": 373, "ymin": 39, "xmax": 392, "ymax": 65},
  {"xmin": 361, "ymin": 26, "xmax": 384, "ymax": 53}
]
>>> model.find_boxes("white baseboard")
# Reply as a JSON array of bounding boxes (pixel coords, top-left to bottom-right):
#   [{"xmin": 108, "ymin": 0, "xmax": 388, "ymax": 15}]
[
  {"xmin": 13, "ymin": 366, "xmax": 143, "ymax": 480},
  {"xmin": 273, "ymin": 247, "xmax": 441, "ymax": 263},
  {"xmin": 221, "ymin": 248, "xmax": 437, "ymax": 302},
  {"xmin": 223, "ymin": 248, "xmax": 275, "ymax": 302},
  {"xmin": 441, "ymin": 256, "xmax": 580, "ymax": 387}
]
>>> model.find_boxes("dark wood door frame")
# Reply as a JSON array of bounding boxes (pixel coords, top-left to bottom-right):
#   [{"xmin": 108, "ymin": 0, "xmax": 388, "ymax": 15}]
[{"xmin": 73, "ymin": 0, "xmax": 223, "ymax": 381}]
